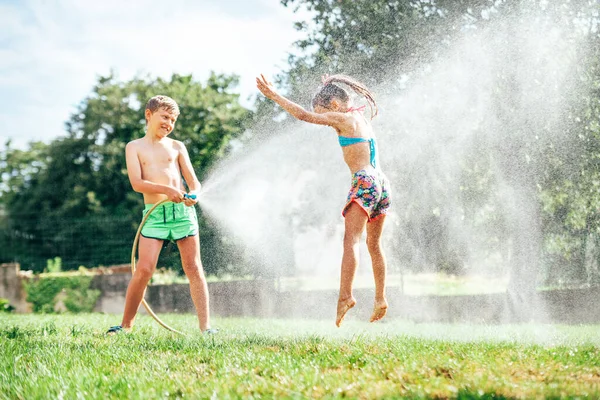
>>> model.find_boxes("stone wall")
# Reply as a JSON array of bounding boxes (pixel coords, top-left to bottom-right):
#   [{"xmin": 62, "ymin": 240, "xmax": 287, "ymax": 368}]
[
  {"xmin": 93, "ymin": 273, "xmax": 600, "ymax": 324},
  {"xmin": 90, "ymin": 267, "xmax": 131, "ymax": 314},
  {"xmin": 0, "ymin": 263, "xmax": 31, "ymax": 313},
  {"xmin": 2, "ymin": 262, "xmax": 600, "ymax": 324},
  {"xmin": 89, "ymin": 275, "xmax": 600, "ymax": 324}
]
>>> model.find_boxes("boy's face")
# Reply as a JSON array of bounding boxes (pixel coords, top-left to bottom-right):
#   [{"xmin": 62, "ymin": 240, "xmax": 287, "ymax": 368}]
[{"xmin": 146, "ymin": 107, "xmax": 178, "ymax": 137}]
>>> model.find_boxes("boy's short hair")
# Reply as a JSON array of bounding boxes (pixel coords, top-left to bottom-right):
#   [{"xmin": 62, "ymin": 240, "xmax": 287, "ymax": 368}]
[{"xmin": 145, "ymin": 95, "xmax": 180, "ymax": 122}]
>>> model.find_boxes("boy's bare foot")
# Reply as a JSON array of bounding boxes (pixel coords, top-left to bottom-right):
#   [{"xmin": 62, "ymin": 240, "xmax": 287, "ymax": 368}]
[
  {"xmin": 336, "ymin": 296, "xmax": 357, "ymax": 327},
  {"xmin": 369, "ymin": 298, "xmax": 388, "ymax": 323}
]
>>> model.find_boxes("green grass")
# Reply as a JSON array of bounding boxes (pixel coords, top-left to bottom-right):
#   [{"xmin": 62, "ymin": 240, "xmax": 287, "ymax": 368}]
[{"xmin": 1, "ymin": 314, "xmax": 599, "ymax": 399}]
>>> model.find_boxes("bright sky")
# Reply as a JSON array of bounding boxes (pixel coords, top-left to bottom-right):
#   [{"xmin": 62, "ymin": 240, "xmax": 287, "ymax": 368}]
[{"xmin": 0, "ymin": 0, "xmax": 311, "ymax": 148}]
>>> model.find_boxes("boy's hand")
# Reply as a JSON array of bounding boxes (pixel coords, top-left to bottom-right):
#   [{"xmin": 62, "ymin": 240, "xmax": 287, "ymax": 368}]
[
  {"xmin": 166, "ymin": 187, "xmax": 186, "ymax": 203},
  {"xmin": 256, "ymin": 74, "xmax": 277, "ymax": 100},
  {"xmin": 183, "ymin": 193, "xmax": 198, "ymax": 207}
]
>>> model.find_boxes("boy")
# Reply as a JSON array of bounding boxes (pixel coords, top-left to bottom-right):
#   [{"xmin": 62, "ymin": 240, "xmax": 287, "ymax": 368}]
[{"xmin": 107, "ymin": 95, "xmax": 215, "ymax": 334}]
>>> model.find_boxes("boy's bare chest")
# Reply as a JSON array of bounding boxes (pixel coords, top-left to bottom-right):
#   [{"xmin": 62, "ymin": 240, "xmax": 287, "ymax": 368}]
[{"xmin": 139, "ymin": 145, "xmax": 179, "ymax": 168}]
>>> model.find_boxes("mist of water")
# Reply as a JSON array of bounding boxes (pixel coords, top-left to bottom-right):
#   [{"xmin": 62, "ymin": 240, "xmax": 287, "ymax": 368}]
[{"xmin": 196, "ymin": 4, "xmax": 594, "ymax": 325}]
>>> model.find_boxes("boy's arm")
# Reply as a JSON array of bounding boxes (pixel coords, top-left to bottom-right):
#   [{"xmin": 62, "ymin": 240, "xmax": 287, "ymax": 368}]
[
  {"xmin": 256, "ymin": 74, "xmax": 348, "ymax": 129},
  {"xmin": 125, "ymin": 142, "xmax": 184, "ymax": 202},
  {"xmin": 176, "ymin": 142, "xmax": 201, "ymax": 198}
]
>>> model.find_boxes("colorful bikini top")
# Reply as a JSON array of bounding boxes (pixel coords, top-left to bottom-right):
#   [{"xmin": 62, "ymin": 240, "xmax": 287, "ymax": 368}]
[{"xmin": 338, "ymin": 105, "xmax": 377, "ymax": 168}]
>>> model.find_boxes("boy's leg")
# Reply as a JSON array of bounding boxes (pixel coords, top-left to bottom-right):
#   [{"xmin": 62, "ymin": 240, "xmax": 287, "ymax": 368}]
[
  {"xmin": 121, "ymin": 236, "xmax": 164, "ymax": 329},
  {"xmin": 177, "ymin": 235, "xmax": 211, "ymax": 332},
  {"xmin": 366, "ymin": 215, "xmax": 388, "ymax": 322},
  {"xmin": 337, "ymin": 202, "xmax": 368, "ymax": 327}
]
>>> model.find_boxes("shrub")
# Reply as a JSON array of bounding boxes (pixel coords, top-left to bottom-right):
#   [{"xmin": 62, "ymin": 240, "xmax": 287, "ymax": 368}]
[
  {"xmin": 0, "ymin": 298, "xmax": 15, "ymax": 313},
  {"xmin": 24, "ymin": 272, "xmax": 101, "ymax": 313},
  {"xmin": 46, "ymin": 257, "xmax": 62, "ymax": 273}
]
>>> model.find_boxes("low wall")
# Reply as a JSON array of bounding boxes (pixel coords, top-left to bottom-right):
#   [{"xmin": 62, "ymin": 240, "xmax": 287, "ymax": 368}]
[
  {"xmin": 93, "ymin": 272, "xmax": 600, "ymax": 324},
  {"xmin": 540, "ymin": 288, "xmax": 600, "ymax": 324},
  {"xmin": 90, "ymin": 266, "xmax": 131, "ymax": 314},
  {"xmin": 2, "ymin": 262, "xmax": 600, "ymax": 324},
  {"xmin": 0, "ymin": 263, "xmax": 30, "ymax": 313},
  {"xmin": 89, "ymin": 273, "xmax": 600, "ymax": 325}
]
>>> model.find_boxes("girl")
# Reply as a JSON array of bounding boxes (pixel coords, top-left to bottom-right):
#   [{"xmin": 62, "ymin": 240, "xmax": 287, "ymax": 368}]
[{"xmin": 256, "ymin": 74, "xmax": 391, "ymax": 326}]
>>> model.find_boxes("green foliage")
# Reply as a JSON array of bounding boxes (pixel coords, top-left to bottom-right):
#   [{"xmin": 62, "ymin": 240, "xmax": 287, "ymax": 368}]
[
  {"xmin": 279, "ymin": 0, "xmax": 499, "ymax": 99},
  {"xmin": 24, "ymin": 273, "xmax": 100, "ymax": 313},
  {"xmin": 45, "ymin": 257, "xmax": 62, "ymax": 273},
  {"xmin": 0, "ymin": 298, "xmax": 14, "ymax": 313}
]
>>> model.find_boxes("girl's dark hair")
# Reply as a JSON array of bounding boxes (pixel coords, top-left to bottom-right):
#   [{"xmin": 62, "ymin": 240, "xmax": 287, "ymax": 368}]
[{"xmin": 311, "ymin": 75, "xmax": 378, "ymax": 119}]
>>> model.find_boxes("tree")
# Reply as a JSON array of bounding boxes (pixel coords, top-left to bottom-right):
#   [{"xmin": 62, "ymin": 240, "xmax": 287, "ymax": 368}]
[{"xmin": 0, "ymin": 73, "xmax": 252, "ymax": 273}]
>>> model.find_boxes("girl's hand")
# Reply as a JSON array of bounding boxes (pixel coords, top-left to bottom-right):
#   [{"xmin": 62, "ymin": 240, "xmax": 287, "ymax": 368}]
[
  {"xmin": 256, "ymin": 74, "xmax": 278, "ymax": 99},
  {"xmin": 255, "ymin": 73, "xmax": 348, "ymax": 129}
]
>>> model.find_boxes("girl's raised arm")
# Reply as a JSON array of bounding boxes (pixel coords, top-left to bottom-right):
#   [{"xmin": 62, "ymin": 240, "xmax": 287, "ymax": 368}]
[{"xmin": 256, "ymin": 74, "xmax": 347, "ymax": 129}]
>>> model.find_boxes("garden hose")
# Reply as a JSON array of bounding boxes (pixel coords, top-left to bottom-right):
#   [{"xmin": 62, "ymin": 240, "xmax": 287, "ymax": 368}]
[{"xmin": 131, "ymin": 199, "xmax": 186, "ymax": 335}]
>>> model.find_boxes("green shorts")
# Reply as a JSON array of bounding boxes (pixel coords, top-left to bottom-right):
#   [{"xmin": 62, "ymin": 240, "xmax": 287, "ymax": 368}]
[{"xmin": 140, "ymin": 202, "xmax": 199, "ymax": 241}]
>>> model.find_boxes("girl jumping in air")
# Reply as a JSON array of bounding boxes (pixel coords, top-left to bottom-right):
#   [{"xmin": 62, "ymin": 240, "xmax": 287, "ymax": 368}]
[{"xmin": 256, "ymin": 74, "xmax": 391, "ymax": 326}]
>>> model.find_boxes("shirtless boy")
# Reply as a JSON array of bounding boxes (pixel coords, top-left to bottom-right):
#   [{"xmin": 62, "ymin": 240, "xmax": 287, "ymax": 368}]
[{"xmin": 107, "ymin": 95, "xmax": 215, "ymax": 334}]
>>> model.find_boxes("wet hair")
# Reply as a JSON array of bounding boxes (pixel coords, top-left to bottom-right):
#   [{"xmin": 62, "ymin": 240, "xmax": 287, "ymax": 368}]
[
  {"xmin": 311, "ymin": 75, "xmax": 378, "ymax": 119},
  {"xmin": 145, "ymin": 95, "xmax": 180, "ymax": 123}
]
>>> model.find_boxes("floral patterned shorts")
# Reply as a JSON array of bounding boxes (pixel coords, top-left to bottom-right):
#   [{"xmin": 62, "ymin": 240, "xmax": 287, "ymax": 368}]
[{"xmin": 342, "ymin": 168, "xmax": 391, "ymax": 222}]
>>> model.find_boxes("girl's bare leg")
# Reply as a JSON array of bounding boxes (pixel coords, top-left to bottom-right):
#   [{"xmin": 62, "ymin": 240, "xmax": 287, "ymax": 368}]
[
  {"xmin": 177, "ymin": 235, "xmax": 211, "ymax": 332},
  {"xmin": 366, "ymin": 215, "xmax": 388, "ymax": 322},
  {"xmin": 337, "ymin": 202, "xmax": 368, "ymax": 327},
  {"xmin": 121, "ymin": 236, "xmax": 163, "ymax": 329}
]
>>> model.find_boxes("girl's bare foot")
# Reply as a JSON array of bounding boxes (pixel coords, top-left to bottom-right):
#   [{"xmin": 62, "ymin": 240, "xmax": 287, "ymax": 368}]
[
  {"xmin": 369, "ymin": 298, "xmax": 388, "ymax": 323},
  {"xmin": 336, "ymin": 296, "xmax": 357, "ymax": 327}
]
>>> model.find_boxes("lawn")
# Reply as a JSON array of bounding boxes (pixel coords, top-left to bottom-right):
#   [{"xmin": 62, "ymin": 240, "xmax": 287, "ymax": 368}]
[{"xmin": 1, "ymin": 314, "xmax": 599, "ymax": 399}]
